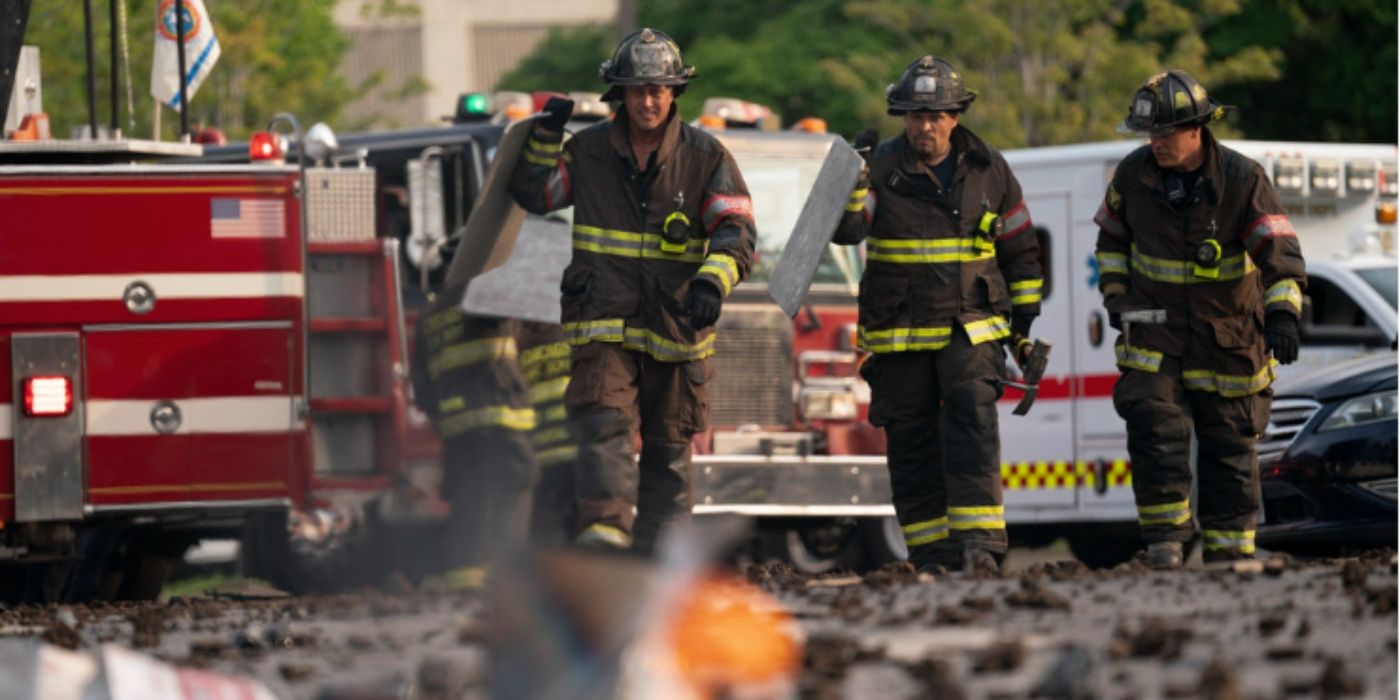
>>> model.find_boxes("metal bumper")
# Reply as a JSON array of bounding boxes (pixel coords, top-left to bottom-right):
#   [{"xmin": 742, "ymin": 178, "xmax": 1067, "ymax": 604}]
[
  {"xmin": 691, "ymin": 454, "xmax": 894, "ymax": 517},
  {"xmin": 11, "ymin": 333, "xmax": 84, "ymax": 522}
]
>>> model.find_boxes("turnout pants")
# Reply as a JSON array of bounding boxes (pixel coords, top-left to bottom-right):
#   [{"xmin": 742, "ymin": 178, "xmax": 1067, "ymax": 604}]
[
  {"xmin": 1113, "ymin": 356, "xmax": 1271, "ymax": 559},
  {"xmin": 564, "ymin": 342, "xmax": 711, "ymax": 554},
  {"xmin": 866, "ymin": 327, "xmax": 1007, "ymax": 568},
  {"xmin": 440, "ymin": 427, "xmax": 536, "ymax": 577},
  {"xmin": 517, "ymin": 327, "xmax": 579, "ymax": 547}
]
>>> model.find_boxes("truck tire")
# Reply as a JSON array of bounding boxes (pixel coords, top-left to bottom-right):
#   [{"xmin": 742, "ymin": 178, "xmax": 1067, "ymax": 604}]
[
  {"xmin": 778, "ymin": 519, "xmax": 865, "ymax": 574},
  {"xmin": 240, "ymin": 511, "xmax": 367, "ymax": 594},
  {"xmin": 858, "ymin": 517, "xmax": 908, "ymax": 568}
]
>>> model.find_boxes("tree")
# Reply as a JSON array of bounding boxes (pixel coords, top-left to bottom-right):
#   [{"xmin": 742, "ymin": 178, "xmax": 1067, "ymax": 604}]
[{"xmin": 21, "ymin": 0, "xmax": 356, "ymax": 141}]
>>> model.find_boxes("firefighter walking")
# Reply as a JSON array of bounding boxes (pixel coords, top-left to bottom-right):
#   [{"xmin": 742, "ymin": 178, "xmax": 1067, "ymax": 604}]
[
  {"xmin": 1095, "ymin": 70, "xmax": 1305, "ymax": 568},
  {"xmin": 411, "ymin": 288, "xmax": 537, "ymax": 587},
  {"xmin": 508, "ymin": 28, "xmax": 756, "ymax": 554},
  {"xmin": 833, "ymin": 56, "xmax": 1042, "ymax": 573}
]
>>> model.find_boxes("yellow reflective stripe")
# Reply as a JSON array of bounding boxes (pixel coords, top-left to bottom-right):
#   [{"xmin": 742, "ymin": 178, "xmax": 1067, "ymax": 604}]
[
  {"xmin": 438, "ymin": 395, "xmax": 465, "ymax": 413},
  {"xmin": 444, "ymin": 566, "xmax": 487, "ymax": 590},
  {"xmin": 564, "ymin": 319, "xmax": 626, "ymax": 344},
  {"xmin": 520, "ymin": 341, "xmax": 570, "ymax": 368},
  {"xmin": 536, "ymin": 444, "xmax": 578, "ymax": 466},
  {"xmin": 948, "ymin": 505, "xmax": 1006, "ymax": 530},
  {"xmin": 563, "ymin": 320, "xmax": 715, "ymax": 362},
  {"xmin": 1202, "ymin": 529, "xmax": 1257, "ymax": 554},
  {"xmin": 1183, "ymin": 360, "xmax": 1276, "ymax": 397},
  {"xmin": 428, "ymin": 337, "xmax": 517, "ymax": 379},
  {"xmin": 1011, "ymin": 292, "xmax": 1042, "ymax": 305},
  {"xmin": 697, "ymin": 253, "xmax": 740, "ymax": 295},
  {"xmin": 531, "ymin": 426, "xmax": 571, "ymax": 448},
  {"xmin": 1097, "ymin": 251, "xmax": 1129, "ymax": 276},
  {"xmin": 858, "ymin": 325, "xmax": 953, "ymax": 353},
  {"xmin": 573, "ymin": 225, "xmax": 706, "ymax": 262},
  {"xmin": 1138, "ymin": 498, "xmax": 1191, "ymax": 526},
  {"xmin": 1115, "ymin": 343, "xmax": 1164, "ymax": 372},
  {"xmin": 524, "ymin": 152, "xmax": 559, "ymax": 167},
  {"xmin": 1130, "ymin": 243, "xmax": 1256, "ymax": 283},
  {"xmin": 1010, "ymin": 279, "xmax": 1042, "ymax": 291},
  {"xmin": 1010, "ymin": 279, "xmax": 1043, "ymax": 305},
  {"xmin": 541, "ymin": 403, "xmax": 568, "ymax": 422},
  {"xmin": 622, "ymin": 327, "xmax": 715, "ymax": 362},
  {"xmin": 901, "ymin": 517, "xmax": 949, "ymax": 546},
  {"xmin": 866, "ymin": 236, "xmax": 996, "ymax": 263},
  {"xmin": 438, "ymin": 405, "xmax": 537, "ymax": 437},
  {"xmin": 1264, "ymin": 280, "xmax": 1303, "ymax": 314},
  {"xmin": 528, "ymin": 376, "xmax": 570, "ymax": 405},
  {"xmin": 964, "ymin": 316, "xmax": 1010, "ymax": 344},
  {"xmin": 577, "ymin": 523, "xmax": 631, "ymax": 548},
  {"xmin": 527, "ymin": 138, "xmax": 562, "ymax": 154},
  {"xmin": 845, "ymin": 188, "xmax": 870, "ymax": 212}
]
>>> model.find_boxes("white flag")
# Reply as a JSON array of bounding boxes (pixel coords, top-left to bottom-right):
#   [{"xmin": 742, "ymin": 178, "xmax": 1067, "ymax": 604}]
[{"xmin": 150, "ymin": 0, "xmax": 221, "ymax": 108}]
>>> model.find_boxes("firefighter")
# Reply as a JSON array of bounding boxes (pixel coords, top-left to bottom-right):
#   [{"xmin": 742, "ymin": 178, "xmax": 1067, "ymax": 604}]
[
  {"xmin": 517, "ymin": 320, "xmax": 578, "ymax": 546},
  {"xmin": 410, "ymin": 286, "xmax": 537, "ymax": 587},
  {"xmin": 832, "ymin": 56, "xmax": 1042, "ymax": 573},
  {"xmin": 507, "ymin": 28, "xmax": 756, "ymax": 554},
  {"xmin": 1095, "ymin": 70, "xmax": 1305, "ymax": 569}
]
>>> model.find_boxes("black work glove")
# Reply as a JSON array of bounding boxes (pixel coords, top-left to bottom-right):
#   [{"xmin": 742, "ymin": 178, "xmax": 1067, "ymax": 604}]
[
  {"xmin": 1265, "ymin": 310, "xmax": 1300, "ymax": 365},
  {"xmin": 1010, "ymin": 310, "xmax": 1036, "ymax": 340},
  {"xmin": 1104, "ymin": 294, "xmax": 1125, "ymax": 331},
  {"xmin": 538, "ymin": 97, "xmax": 575, "ymax": 133},
  {"xmin": 853, "ymin": 128, "xmax": 879, "ymax": 189},
  {"xmin": 683, "ymin": 281, "xmax": 723, "ymax": 329}
]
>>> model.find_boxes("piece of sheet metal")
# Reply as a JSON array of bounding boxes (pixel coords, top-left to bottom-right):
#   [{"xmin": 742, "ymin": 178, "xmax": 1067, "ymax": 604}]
[
  {"xmin": 766, "ymin": 136, "xmax": 864, "ymax": 317},
  {"xmin": 459, "ymin": 216, "xmax": 571, "ymax": 323},
  {"xmin": 444, "ymin": 114, "xmax": 542, "ymax": 288},
  {"xmin": 12, "ymin": 332, "xmax": 84, "ymax": 522}
]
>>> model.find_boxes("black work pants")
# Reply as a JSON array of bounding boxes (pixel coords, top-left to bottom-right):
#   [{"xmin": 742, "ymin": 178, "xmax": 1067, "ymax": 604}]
[
  {"xmin": 866, "ymin": 327, "xmax": 1007, "ymax": 563},
  {"xmin": 440, "ymin": 427, "xmax": 536, "ymax": 572},
  {"xmin": 1114, "ymin": 357, "xmax": 1270, "ymax": 557}
]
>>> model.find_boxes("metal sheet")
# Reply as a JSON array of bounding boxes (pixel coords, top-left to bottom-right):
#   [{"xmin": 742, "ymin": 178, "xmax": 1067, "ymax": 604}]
[
  {"xmin": 690, "ymin": 454, "xmax": 893, "ymax": 516},
  {"xmin": 459, "ymin": 217, "xmax": 571, "ymax": 323},
  {"xmin": 12, "ymin": 332, "xmax": 85, "ymax": 522},
  {"xmin": 766, "ymin": 136, "xmax": 864, "ymax": 317},
  {"xmin": 443, "ymin": 114, "xmax": 542, "ymax": 288}
]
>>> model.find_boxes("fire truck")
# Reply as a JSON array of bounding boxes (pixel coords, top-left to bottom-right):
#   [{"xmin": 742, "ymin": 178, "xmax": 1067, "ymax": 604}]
[{"xmin": 694, "ymin": 125, "xmax": 1398, "ymax": 569}]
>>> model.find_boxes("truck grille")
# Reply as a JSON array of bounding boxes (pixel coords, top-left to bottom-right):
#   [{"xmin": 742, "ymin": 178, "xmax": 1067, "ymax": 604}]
[
  {"xmin": 710, "ymin": 306, "xmax": 793, "ymax": 426},
  {"xmin": 1257, "ymin": 398, "xmax": 1321, "ymax": 465}
]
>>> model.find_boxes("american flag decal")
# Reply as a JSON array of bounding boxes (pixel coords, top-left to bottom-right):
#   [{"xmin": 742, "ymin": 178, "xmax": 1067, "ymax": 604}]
[{"xmin": 210, "ymin": 197, "xmax": 285, "ymax": 238}]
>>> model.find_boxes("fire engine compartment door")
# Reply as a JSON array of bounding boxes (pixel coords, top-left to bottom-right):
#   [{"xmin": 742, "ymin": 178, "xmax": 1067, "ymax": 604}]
[
  {"xmin": 12, "ymin": 333, "xmax": 85, "ymax": 522},
  {"xmin": 84, "ymin": 324, "xmax": 296, "ymax": 507}
]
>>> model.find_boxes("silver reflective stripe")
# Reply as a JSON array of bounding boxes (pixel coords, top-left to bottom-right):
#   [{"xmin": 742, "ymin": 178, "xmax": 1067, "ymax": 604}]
[
  {"xmin": 1138, "ymin": 499, "xmax": 1191, "ymax": 526},
  {"xmin": 1097, "ymin": 251, "xmax": 1129, "ymax": 275},
  {"xmin": 901, "ymin": 517, "xmax": 949, "ymax": 546},
  {"xmin": 1115, "ymin": 343, "xmax": 1163, "ymax": 372},
  {"xmin": 947, "ymin": 506, "xmax": 1005, "ymax": 530}
]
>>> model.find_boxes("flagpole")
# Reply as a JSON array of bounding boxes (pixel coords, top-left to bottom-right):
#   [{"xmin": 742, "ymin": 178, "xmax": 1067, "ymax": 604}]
[
  {"xmin": 82, "ymin": 0, "xmax": 98, "ymax": 139},
  {"xmin": 175, "ymin": 0, "xmax": 189, "ymax": 141},
  {"xmin": 153, "ymin": 97, "xmax": 161, "ymax": 140}
]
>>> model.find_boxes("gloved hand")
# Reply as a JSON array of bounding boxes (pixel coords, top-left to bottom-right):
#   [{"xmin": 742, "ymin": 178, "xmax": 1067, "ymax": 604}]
[
  {"xmin": 853, "ymin": 128, "xmax": 879, "ymax": 190},
  {"xmin": 1104, "ymin": 294, "xmax": 1125, "ymax": 331},
  {"xmin": 683, "ymin": 281, "xmax": 723, "ymax": 329},
  {"xmin": 538, "ymin": 97, "xmax": 575, "ymax": 133},
  {"xmin": 1010, "ymin": 310, "xmax": 1036, "ymax": 340},
  {"xmin": 1265, "ymin": 310, "xmax": 1300, "ymax": 365}
]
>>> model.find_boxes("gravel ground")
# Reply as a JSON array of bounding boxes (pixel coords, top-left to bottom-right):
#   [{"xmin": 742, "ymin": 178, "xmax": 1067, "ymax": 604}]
[{"xmin": 0, "ymin": 549, "xmax": 1393, "ymax": 699}]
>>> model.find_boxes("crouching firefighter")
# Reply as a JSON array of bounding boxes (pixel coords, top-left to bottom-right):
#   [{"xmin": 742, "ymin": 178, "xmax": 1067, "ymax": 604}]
[
  {"xmin": 507, "ymin": 28, "xmax": 756, "ymax": 554},
  {"xmin": 411, "ymin": 286, "xmax": 537, "ymax": 588},
  {"xmin": 832, "ymin": 56, "xmax": 1042, "ymax": 574},
  {"xmin": 1095, "ymin": 70, "xmax": 1305, "ymax": 569}
]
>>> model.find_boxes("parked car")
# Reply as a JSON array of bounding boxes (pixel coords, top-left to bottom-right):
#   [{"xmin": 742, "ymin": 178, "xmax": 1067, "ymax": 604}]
[{"xmin": 1257, "ymin": 353, "xmax": 1397, "ymax": 555}]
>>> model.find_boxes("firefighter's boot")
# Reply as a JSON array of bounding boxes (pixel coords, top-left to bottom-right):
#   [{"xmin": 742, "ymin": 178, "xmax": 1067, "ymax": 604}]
[
  {"xmin": 632, "ymin": 441, "xmax": 693, "ymax": 556},
  {"xmin": 1144, "ymin": 541, "xmax": 1184, "ymax": 570},
  {"xmin": 962, "ymin": 547, "xmax": 1000, "ymax": 576}
]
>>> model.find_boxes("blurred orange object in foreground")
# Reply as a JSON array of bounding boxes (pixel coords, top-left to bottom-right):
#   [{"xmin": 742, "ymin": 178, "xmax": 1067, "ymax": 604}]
[{"xmin": 667, "ymin": 573, "xmax": 802, "ymax": 697}]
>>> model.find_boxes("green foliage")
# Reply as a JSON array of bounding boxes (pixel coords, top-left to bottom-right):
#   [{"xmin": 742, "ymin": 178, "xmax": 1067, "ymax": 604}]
[
  {"xmin": 493, "ymin": 0, "xmax": 1393, "ymax": 146},
  {"xmin": 22, "ymin": 0, "xmax": 355, "ymax": 141}
]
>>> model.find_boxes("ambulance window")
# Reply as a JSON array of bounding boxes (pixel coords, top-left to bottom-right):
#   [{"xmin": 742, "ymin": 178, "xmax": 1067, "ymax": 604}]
[{"xmin": 1034, "ymin": 226, "xmax": 1053, "ymax": 301}]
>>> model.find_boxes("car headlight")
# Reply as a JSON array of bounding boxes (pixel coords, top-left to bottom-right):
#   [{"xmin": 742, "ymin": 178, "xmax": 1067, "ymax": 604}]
[{"xmin": 1316, "ymin": 391, "xmax": 1398, "ymax": 432}]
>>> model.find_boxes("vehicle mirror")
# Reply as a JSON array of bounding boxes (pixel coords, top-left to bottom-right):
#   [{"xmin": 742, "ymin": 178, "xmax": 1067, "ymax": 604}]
[
  {"xmin": 1299, "ymin": 323, "xmax": 1392, "ymax": 348},
  {"xmin": 407, "ymin": 147, "xmax": 447, "ymax": 293}
]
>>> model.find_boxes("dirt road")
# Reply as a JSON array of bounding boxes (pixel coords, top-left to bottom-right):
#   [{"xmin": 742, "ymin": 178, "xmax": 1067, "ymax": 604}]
[{"xmin": 0, "ymin": 550, "xmax": 1393, "ymax": 699}]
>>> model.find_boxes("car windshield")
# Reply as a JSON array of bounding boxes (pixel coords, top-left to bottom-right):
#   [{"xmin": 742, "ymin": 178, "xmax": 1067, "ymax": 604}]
[{"xmin": 1357, "ymin": 266, "xmax": 1397, "ymax": 309}]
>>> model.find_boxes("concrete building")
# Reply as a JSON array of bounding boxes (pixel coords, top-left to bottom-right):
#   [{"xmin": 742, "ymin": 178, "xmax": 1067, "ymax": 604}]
[{"xmin": 335, "ymin": 0, "xmax": 623, "ymax": 128}]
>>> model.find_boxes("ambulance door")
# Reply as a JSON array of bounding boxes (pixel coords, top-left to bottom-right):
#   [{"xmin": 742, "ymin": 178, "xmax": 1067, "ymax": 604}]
[{"xmin": 1000, "ymin": 191, "xmax": 1076, "ymax": 513}]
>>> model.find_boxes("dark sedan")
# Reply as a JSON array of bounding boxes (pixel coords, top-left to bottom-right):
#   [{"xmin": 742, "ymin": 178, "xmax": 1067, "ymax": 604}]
[{"xmin": 1257, "ymin": 353, "xmax": 1397, "ymax": 555}]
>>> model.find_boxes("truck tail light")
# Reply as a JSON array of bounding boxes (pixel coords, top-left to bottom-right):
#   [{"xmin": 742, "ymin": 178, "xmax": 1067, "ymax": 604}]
[
  {"xmin": 23, "ymin": 376, "xmax": 73, "ymax": 417},
  {"xmin": 249, "ymin": 131, "xmax": 285, "ymax": 161}
]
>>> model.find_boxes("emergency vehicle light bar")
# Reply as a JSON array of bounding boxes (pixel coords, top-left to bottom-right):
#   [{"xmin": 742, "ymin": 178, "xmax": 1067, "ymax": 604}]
[
  {"xmin": 23, "ymin": 376, "xmax": 72, "ymax": 417},
  {"xmin": 249, "ymin": 131, "xmax": 285, "ymax": 161}
]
